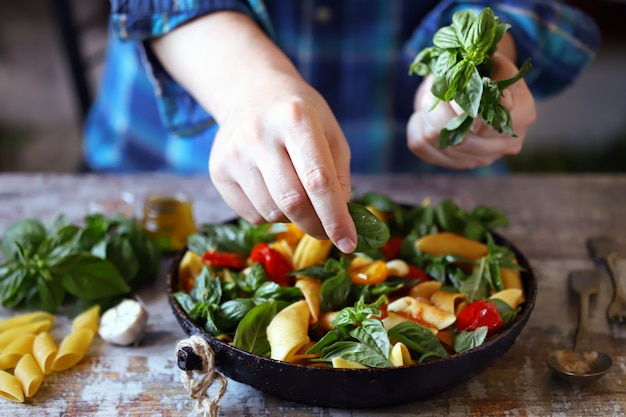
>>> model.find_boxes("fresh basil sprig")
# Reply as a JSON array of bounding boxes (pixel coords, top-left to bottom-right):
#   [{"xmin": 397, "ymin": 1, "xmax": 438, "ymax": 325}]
[
  {"xmin": 409, "ymin": 7, "xmax": 532, "ymax": 148},
  {"xmin": 0, "ymin": 214, "xmax": 160, "ymax": 314}
]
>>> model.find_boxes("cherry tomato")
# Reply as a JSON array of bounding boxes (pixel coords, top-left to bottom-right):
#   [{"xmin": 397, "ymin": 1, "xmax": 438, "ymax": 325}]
[
  {"xmin": 249, "ymin": 242, "xmax": 293, "ymax": 286},
  {"xmin": 381, "ymin": 236, "xmax": 403, "ymax": 260},
  {"xmin": 406, "ymin": 264, "xmax": 428, "ymax": 282},
  {"xmin": 456, "ymin": 299, "xmax": 504, "ymax": 335},
  {"xmin": 202, "ymin": 249, "xmax": 246, "ymax": 269},
  {"xmin": 348, "ymin": 260, "xmax": 388, "ymax": 285}
]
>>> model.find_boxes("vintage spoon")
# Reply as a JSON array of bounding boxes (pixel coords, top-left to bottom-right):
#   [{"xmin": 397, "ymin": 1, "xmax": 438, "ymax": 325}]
[{"xmin": 546, "ymin": 270, "xmax": 613, "ymax": 384}]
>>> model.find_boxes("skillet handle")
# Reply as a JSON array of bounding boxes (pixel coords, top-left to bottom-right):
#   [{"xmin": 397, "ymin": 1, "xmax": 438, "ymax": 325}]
[{"xmin": 177, "ymin": 345, "xmax": 203, "ymax": 371}]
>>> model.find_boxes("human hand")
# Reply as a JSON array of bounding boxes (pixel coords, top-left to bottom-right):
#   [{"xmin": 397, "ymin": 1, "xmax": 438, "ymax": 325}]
[
  {"xmin": 208, "ymin": 76, "xmax": 358, "ymax": 253},
  {"xmin": 406, "ymin": 52, "xmax": 536, "ymax": 169}
]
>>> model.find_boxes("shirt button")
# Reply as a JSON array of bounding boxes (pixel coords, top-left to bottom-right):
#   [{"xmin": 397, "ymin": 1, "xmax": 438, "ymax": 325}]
[{"xmin": 315, "ymin": 6, "xmax": 333, "ymax": 23}]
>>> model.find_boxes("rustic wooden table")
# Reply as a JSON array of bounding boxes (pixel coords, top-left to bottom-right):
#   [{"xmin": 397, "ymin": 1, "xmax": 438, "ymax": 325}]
[{"xmin": 1, "ymin": 173, "xmax": 625, "ymax": 416}]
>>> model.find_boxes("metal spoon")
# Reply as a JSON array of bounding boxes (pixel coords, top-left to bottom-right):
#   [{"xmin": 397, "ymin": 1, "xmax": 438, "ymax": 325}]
[{"xmin": 546, "ymin": 270, "xmax": 613, "ymax": 384}]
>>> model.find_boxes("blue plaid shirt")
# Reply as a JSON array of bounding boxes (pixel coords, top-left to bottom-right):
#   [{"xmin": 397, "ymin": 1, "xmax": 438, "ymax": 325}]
[{"xmin": 84, "ymin": 0, "xmax": 600, "ymax": 174}]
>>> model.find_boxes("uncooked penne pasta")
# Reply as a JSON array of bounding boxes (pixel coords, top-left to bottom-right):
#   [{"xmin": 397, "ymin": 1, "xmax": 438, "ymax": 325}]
[
  {"xmin": 0, "ymin": 370, "xmax": 24, "ymax": 403},
  {"xmin": 0, "ymin": 320, "xmax": 53, "ymax": 351},
  {"xmin": 33, "ymin": 331, "xmax": 58, "ymax": 375},
  {"xmin": 14, "ymin": 354, "xmax": 43, "ymax": 398},
  {"xmin": 0, "ymin": 334, "xmax": 35, "ymax": 370},
  {"xmin": 0, "ymin": 311, "xmax": 55, "ymax": 334},
  {"xmin": 52, "ymin": 328, "xmax": 95, "ymax": 372},
  {"xmin": 71, "ymin": 305, "xmax": 101, "ymax": 333}
]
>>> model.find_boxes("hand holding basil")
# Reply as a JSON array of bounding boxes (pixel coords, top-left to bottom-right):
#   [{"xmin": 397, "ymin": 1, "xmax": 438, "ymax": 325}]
[{"xmin": 409, "ymin": 7, "xmax": 532, "ymax": 148}]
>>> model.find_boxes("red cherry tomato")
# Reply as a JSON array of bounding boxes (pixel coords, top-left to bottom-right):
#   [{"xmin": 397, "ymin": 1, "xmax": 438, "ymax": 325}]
[
  {"xmin": 202, "ymin": 249, "xmax": 246, "ymax": 269},
  {"xmin": 456, "ymin": 299, "xmax": 504, "ymax": 335},
  {"xmin": 249, "ymin": 242, "xmax": 293, "ymax": 286},
  {"xmin": 381, "ymin": 236, "xmax": 403, "ymax": 260},
  {"xmin": 406, "ymin": 264, "xmax": 428, "ymax": 282}
]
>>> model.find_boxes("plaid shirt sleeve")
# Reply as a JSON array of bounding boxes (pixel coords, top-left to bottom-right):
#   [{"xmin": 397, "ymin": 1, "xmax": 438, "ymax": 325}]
[
  {"xmin": 107, "ymin": 0, "xmax": 274, "ymax": 136},
  {"xmin": 403, "ymin": 0, "xmax": 601, "ymax": 99}
]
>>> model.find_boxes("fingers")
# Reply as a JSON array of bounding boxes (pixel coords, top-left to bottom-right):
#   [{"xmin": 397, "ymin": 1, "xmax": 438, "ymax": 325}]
[{"xmin": 209, "ymin": 93, "xmax": 357, "ymax": 253}]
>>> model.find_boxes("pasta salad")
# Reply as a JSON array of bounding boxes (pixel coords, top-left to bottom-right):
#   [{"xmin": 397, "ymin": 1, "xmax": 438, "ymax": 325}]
[{"xmin": 174, "ymin": 193, "xmax": 526, "ymax": 369}]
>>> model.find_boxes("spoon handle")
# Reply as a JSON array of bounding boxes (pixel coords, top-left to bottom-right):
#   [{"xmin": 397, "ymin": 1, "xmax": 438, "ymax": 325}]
[{"xmin": 574, "ymin": 290, "xmax": 591, "ymax": 351}]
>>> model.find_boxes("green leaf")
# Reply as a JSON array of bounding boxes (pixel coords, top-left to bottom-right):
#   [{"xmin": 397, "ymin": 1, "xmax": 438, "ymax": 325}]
[
  {"xmin": 51, "ymin": 253, "xmax": 131, "ymax": 300},
  {"xmin": 454, "ymin": 66, "xmax": 483, "ymax": 118},
  {"xmin": 440, "ymin": 112, "xmax": 474, "ymax": 148},
  {"xmin": 36, "ymin": 275, "xmax": 66, "ymax": 313},
  {"xmin": 233, "ymin": 300, "xmax": 276, "ymax": 356},
  {"xmin": 454, "ymin": 326, "xmax": 488, "ymax": 353},
  {"xmin": 0, "ymin": 218, "xmax": 47, "ymax": 260},
  {"xmin": 320, "ymin": 340, "xmax": 392, "ymax": 368},
  {"xmin": 347, "ymin": 202, "xmax": 390, "ymax": 252},
  {"xmin": 388, "ymin": 321, "xmax": 449, "ymax": 361},
  {"xmin": 433, "ymin": 26, "xmax": 462, "ymax": 50}
]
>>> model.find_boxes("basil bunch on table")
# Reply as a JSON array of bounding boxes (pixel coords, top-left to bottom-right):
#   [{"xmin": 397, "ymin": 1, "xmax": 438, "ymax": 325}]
[
  {"xmin": 0, "ymin": 214, "xmax": 160, "ymax": 315},
  {"xmin": 409, "ymin": 7, "xmax": 532, "ymax": 148}
]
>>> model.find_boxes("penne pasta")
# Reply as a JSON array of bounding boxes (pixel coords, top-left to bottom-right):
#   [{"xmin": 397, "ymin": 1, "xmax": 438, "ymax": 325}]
[
  {"xmin": 408, "ymin": 280, "xmax": 442, "ymax": 300},
  {"xmin": 52, "ymin": 328, "xmax": 95, "ymax": 372},
  {"xmin": 0, "ymin": 321, "xmax": 52, "ymax": 351},
  {"xmin": 389, "ymin": 342, "xmax": 414, "ymax": 367},
  {"xmin": 490, "ymin": 288, "xmax": 525, "ymax": 310},
  {"xmin": 0, "ymin": 311, "xmax": 55, "ymax": 334},
  {"xmin": 387, "ymin": 296, "xmax": 457, "ymax": 331},
  {"xmin": 33, "ymin": 331, "xmax": 58, "ymax": 375},
  {"xmin": 71, "ymin": 305, "xmax": 101, "ymax": 333},
  {"xmin": 431, "ymin": 291, "xmax": 466, "ymax": 315},
  {"xmin": 14, "ymin": 354, "xmax": 43, "ymax": 398},
  {"xmin": 295, "ymin": 278, "xmax": 322, "ymax": 324},
  {"xmin": 267, "ymin": 300, "xmax": 310, "ymax": 362},
  {"xmin": 0, "ymin": 334, "xmax": 35, "ymax": 370},
  {"xmin": 331, "ymin": 357, "xmax": 368, "ymax": 369},
  {"xmin": 0, "ymin": 370, "xmax": 24, "ymax": 403}
]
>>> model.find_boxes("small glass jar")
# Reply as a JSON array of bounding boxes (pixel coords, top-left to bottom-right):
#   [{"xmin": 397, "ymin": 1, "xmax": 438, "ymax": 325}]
[{"xmin": 141, "ymin": 192, "xmax": 196, "ymax": 252}]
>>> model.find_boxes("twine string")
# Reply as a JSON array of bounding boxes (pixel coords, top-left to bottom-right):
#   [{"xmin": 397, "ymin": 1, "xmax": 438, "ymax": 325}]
[{"xmin": 175, "ymin": 335, "xmax": 227, "ymax": 417}]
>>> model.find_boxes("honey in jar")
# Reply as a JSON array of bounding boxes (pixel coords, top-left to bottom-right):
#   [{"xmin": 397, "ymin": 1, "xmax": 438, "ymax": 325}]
[{"xmin": 142, "ymin": 192, "xmax": 196, "ymax": 252}]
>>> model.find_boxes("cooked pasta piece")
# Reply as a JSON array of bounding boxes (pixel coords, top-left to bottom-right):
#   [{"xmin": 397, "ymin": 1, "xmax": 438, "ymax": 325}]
[
  {"xmin": 389, "ymin": 342, "xmax": 414, "ymax": 367},
  {"xmin": 386, "ymin": 296, "xmax": 457, "ymax": 331},
  {"xmin": 33, "ymin": 331, "xmax": 57, "ymax": 375},
  {"xmin": 0, "ymin": 334, "xmax": 35, "ymax": 370},
  {"xmin": 267, "ymin": 300, "xmax": 310, "ymax": 362},
  {"xmin": 500, "ymin": 267, "xmax": 525, "ymax": 294},
  {"xmin": 0, "ymin": 370, "xmax": 24, "ymax": 403},
  {"xmin": 14, "ymin": 354, "xmax": 43, "ymax": 398},
  {"xmin": 490, "ymin": 288, "xmax": 525, "ymax": 310},
  {"xmin": 52, "ymin": 328, "xmax": 95, "ymax": 372},
  {"xmin": 0, "ymin": 321, "xmax": 52, "ymax": 351},
  {"xmin": 0, "ymin": 311, "xmax": 55, "ymax": 334},
  {"xmin": 295, "ymin": 278, "xmax": 322, "ymax": 324},
  {"xmin": 408, "ymin": 280, "xmax": 442, "ymax": 300},
  {"xmin": 71, "ymin": 305, "xmax": 101, "ymax": 333},
  {"xmin": 430, "ymin": 291, "xmax": 466, "ymax": 315},
  {"xmin": 331, "ymin": 357, "xmax": 368, "ymax": 369}
]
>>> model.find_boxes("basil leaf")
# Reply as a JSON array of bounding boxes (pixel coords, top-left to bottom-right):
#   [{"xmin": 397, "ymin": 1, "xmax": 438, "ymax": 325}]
[
  {"xmin": 233, "ymin": 300, "xmax": 276, "ymax": 356},
  {"xmin": 388, "ymin": 321, "xmax": 449, "ymax": 361},
  {"xmin": 320, "ymin": 340, "xmax": 393, "ymax": 368},
  {"xmin": 454, "ymin": 326, "xmax": 488, "ymax": 353},
  {"xmin": 0, "ymin": 219, "xmax": 47, "ymax": 260},
  {"xmin": 51, "ymin": 253, "xmax": 131, "ymax": 300},
  {"xmin": 347, "ymin": 202, "xmax": 390, "ymax": 252}
]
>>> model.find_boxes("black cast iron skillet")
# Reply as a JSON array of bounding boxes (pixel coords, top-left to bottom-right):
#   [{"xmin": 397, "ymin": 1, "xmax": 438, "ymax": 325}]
[{"xmin": 167, "ymin": 233, "xmax": 537, "ymax": 409}]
